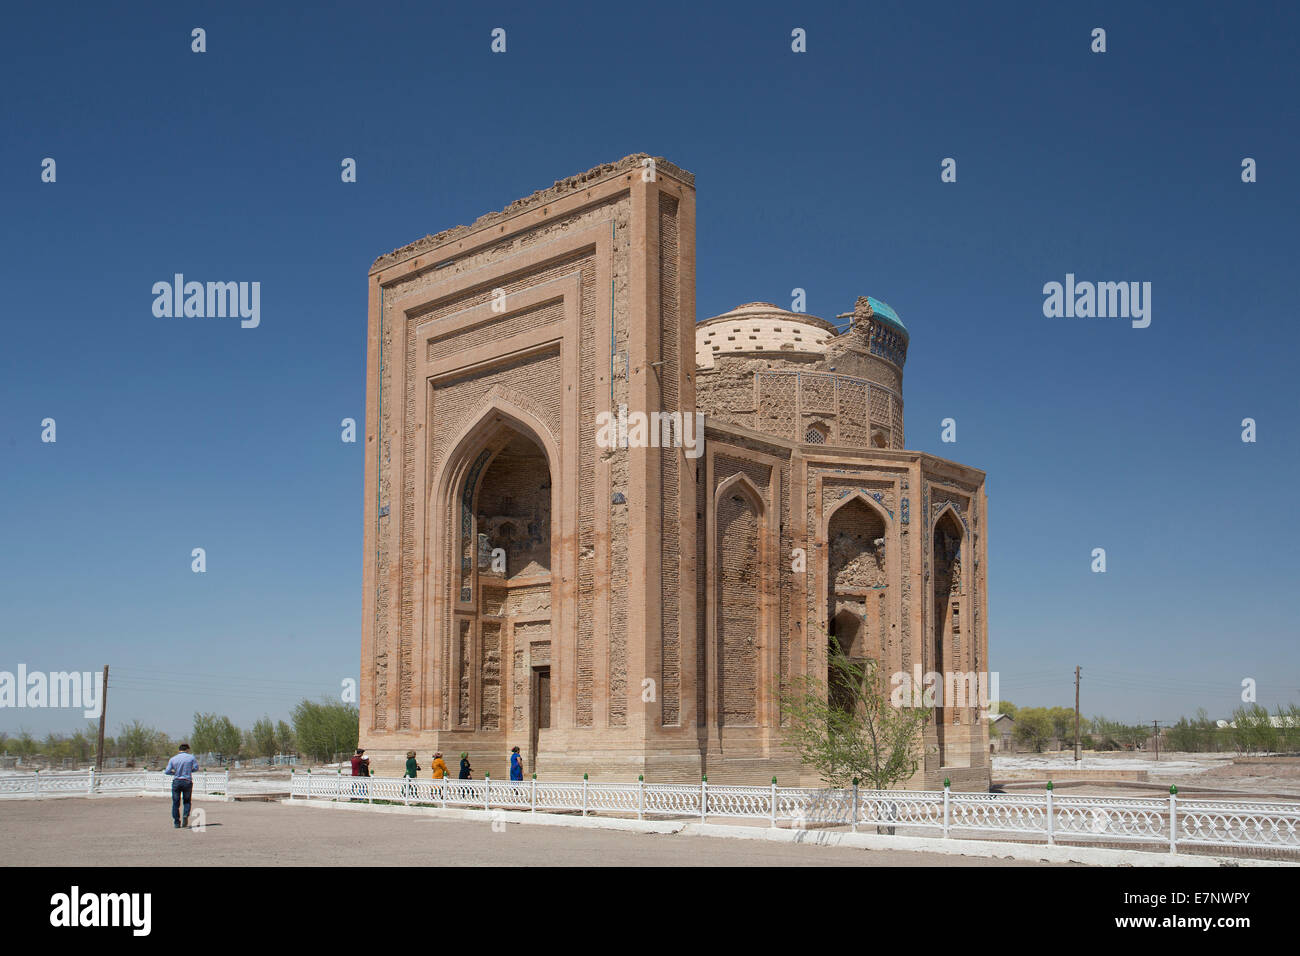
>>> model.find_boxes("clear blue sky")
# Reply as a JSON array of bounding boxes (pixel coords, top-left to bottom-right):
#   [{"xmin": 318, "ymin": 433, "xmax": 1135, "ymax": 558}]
[{"xmin": 2, "ymin": 1, "xmax": 1296, "ymax": 738}]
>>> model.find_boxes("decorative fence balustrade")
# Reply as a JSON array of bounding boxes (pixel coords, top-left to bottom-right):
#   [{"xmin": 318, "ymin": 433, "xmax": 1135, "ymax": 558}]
[
  {"xmin": 289, "ymin": 772, "xmax": 1300, "ymax": 855},
  {"xmin": 0, "ymin": 769, "xmax": 228, "ymax": 798}
]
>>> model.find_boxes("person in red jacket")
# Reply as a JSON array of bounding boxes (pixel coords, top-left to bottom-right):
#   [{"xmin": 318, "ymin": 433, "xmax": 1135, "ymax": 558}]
[
  {"xmin": 350, "ymin": 748, "xmax": 370, "ymax": 776},
  {"xmin": 349, "ymin": 748, "xmax": 370, "ymax": 801}
]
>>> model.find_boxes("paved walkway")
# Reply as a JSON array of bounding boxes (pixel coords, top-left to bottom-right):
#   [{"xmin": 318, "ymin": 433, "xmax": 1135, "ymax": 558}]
[{"xmin": 0, "ymin": 797, "xmax": 1064, "ymax": 866}]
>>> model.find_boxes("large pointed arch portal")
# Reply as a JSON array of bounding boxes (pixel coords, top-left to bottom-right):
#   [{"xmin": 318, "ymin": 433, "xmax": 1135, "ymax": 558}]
[
  {"xmin": 932, "ymin": 506, "xmax": 965, "ymax": 766},
  {"xmin": 431, "ymin": 400, "xmax": 562, "ymax": 766}
]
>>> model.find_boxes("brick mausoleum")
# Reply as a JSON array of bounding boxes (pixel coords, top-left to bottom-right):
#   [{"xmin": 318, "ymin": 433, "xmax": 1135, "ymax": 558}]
[{"xmin": 359, "ymin": 154, "xmax": 990, "ymax": 790}]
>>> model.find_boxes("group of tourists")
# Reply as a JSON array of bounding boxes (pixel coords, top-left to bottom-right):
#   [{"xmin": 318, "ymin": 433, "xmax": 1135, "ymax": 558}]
[{"xmin": 349, "ymin": 745, "xmax": 527, "ymax": 782}]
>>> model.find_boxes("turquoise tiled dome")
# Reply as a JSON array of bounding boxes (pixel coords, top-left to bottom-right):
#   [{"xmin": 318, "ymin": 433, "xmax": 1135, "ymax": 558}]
[{"xmin": 867, "ymin": 296, "xmax": 907, "ymax": 335}]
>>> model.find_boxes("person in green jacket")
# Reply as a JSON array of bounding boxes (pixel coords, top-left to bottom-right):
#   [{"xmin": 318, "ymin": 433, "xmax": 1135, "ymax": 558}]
[{"xmin": 403, "ymin": 750, "xmax": 421, "ymax": 798}]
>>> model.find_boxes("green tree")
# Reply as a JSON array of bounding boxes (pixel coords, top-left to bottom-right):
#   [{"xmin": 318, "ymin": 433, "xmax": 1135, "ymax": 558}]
[
  {"xmin": 15, "ymin": 729, "xmax": 37, "ymax": 757},
  {"xmin": 247, "ymin": 716, "xmax": 276, "ymax": 758},
  {"xmin": 1282, "ymin": 704, "xmax": 1300, "ymax": 753},
  {"xmin": 214, "ymin": 716, "xmax": 242, "ymax": 757},
  {"xmin": 151, "ymin": 728, "xmax": 174, "ymax": 760},
  {"xmin": 1013, "ymin": 708, "xmax": 1052, "ymax": 752},
  {"xmin": 1165, "ymin": 709, "xmax": 1218, "ymax": 753},
  {"xmin": 77, "ymin": 721, "xmax": 101, "ymax": 764},
  {"xmin": 275, "ymin": 720, "xmax": 296, "ymax": 755},
  {"xmin": 1047, "ymin": 706, "xmax": 1076, "ymax": 747},
  {"xmin": 191, "ymin": 713, "xmax": 221, "ymax": 755},
  {"xmin": 291, "ymin": 699, "xmax": 359, "ymax": 762},
  {"xmin": 1091, "ymin": 715, "xmax": 1140, "ymax": 751},
  {"xmin": 1229, "ymin": 705, "xmax": 1278, "ymax": 755},
  {"xmin": 191, "ymin": 712, "xmax": 241, "ymax": 758},
  {"xmin": 42, "ymin": 732, "xmax": 69, "ymax": 762},
  {"xmin": 115, "ymin": 721, "xmax": 171, "ymax": 761},
  {"xmin": 117, "ymin": 721, "xmax": 154, "ymax": 759},
  {"xmin": 777, "ymin": 639, "xmax": 931, "ymax": 790}
]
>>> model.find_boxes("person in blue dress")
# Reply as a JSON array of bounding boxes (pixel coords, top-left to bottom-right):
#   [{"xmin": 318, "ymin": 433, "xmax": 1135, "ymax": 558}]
[{"xmin": 509, "ymin": 745, "xmax": 525, "ymax": 781}]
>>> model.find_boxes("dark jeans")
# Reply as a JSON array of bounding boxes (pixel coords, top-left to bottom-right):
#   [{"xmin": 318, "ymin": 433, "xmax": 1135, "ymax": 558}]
[{"xmin": 171, "ymin": 779, "xmax": 193, "ymax": 824}]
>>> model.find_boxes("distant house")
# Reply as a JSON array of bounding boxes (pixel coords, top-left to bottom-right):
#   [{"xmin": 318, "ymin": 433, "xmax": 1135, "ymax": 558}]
[
  {"xmin": 989, "ymin": 713, "xmax": 1015, "ymax": 753},
  {"xmin": 1216, "ymin": 715, "xmax": 1300, "ymax": 729}
]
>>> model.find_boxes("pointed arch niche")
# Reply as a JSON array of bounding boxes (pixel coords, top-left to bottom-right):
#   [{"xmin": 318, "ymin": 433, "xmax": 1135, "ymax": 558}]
[
  {"xmin": 932, "ymin": 504, "xmax": 968, "ymax": 765},
  {"xmin": 428, "ymin": 397, "xmax": 564, "ymax": 742},
  {"xmin": 705, "ymin": 470, "xmax": 778, "ymax": 741},
  {"xmin": 819, "ymin": 489, "xmax": 895, "ymax": 703}
]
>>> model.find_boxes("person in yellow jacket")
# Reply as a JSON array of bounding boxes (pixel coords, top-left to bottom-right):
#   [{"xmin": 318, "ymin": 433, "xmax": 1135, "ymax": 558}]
[{"xmin": 430, "ymin": 751, "xmax": 449, "ymax": 779}]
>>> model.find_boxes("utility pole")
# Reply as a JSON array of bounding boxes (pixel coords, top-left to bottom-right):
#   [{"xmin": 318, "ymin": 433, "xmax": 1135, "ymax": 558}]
[
  {"xmin": 1152, "ymin": 720, "xmax": 1160, "ymax": 761},
  {"xmin": 95, "ymin": 665, "xmax": 109, "ymax": 773},
  {"xmin": 1074, "ymin": 666, "xmax": 1081, "ymax": 762}
]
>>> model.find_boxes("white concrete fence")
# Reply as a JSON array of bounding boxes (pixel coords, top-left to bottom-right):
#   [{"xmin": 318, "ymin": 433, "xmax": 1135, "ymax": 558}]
[
  {"xmin": 0, "ymin": 769, "xmax": 228, "ymax": 797},
  {"xmin": 290, "ymin": 772, "xmax": 1300, "ymax": 855}
]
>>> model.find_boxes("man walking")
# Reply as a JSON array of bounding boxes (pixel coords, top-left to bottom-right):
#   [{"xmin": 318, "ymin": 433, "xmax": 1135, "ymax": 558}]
[{"xmin": 164, "ymin": 742, "xmax": 199, "ymax": 829}]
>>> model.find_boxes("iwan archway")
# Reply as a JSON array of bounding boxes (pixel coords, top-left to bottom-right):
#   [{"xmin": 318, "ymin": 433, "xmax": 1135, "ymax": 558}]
[{"xmin": 433, "ymin": 404, "xmax": 560, "ymax": 772}]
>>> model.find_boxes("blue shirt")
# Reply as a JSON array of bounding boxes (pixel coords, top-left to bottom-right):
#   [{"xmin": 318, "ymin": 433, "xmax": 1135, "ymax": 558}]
[{"xmin": 165, "ymin": 752, "xmax": 198, "ymax": 781}]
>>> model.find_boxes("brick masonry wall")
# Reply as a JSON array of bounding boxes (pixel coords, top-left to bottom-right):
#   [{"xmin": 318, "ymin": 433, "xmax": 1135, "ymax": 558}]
[
  {"xmin": 372, "ymin": 188, "xmax": 632, "ymax": 738},
  {"xmin": 717, "ymin": 489, "xmax": 759, "ymax": 725},
  {"xmin": 696, "ymin": 359, "xmax": 903, "ymax": 450},
  {"xmin": 659, "ymin": 193, "xmax": 681, "ymax": 727},
  {"xmin": 363, "ymin": 157, "xmax": 987, "ymax": 790}
]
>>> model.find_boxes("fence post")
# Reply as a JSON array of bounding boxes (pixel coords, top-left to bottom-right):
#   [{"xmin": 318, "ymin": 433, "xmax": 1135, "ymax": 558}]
[
  {"xmin": 851, "ymin": 779, "xmax": 859, "ymax": 833},
  {"xmin": 770, "ymin": 777, "xmax": 777, "ymax": 828},
  {"xmin": 1169, "ymin": 785, "xmax": 1178, "ymax": 855},
  {"xmin": 485, "ymin": 773, "xmax": 491, "ymax": 811},
  {"xmin": 289, "ymin": 768, "xmax": 295, "ymax": 800},
  {"xmin": 336, "ymin": 768, "xmax": 342, "ymax": 803},
  {"xmin": 943, "ymin": 778, "xmax": 951, "ymax": 839},
  {"xmin": 638, "ymin": 774, "xmax": 644, "ymax": 821},
  {"xmin": 1046, "ymin": 780, "xmax": 1054, "ymax": 846},
  {"xmin": 223, "ymin": 769, "xmax": 230, "ymax": 796},
  {"xmin": 87, "ymin": 767, "xmax": 94, "ymax": 795},
  {"xmin": 582, "ymin": 773, "xmax": 588, "ymax": 817},
  {"xmin": 700, "ymin": 775, "xmax": 707, "ymax": 824},
  {"xmin": 33, "ymin": 770, "xmax": 40, "ymax": 800},
  {"xmin": 531, "ymin": 773, "xmax": 537, "ymax": 813}
]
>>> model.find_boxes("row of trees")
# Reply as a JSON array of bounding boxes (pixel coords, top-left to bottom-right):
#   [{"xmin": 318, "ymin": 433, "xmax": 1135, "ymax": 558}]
[
  {"xmin": 1, "ymin": 699, "xmax": 361, "ymax": 766},
  {"xmin": 1163, "ymin": 704, "xmax": 1300, "ymax": 754},
  {"xmin": 190, "ymin": 713, "xmax": 295, "ymax": 758},
  {"xmin": 0, "ymin": 720, "xmax": 175, "ymax": 763},
  {"xmin": 190, "ymin": 701, "xmax": 362, "ymax": 762},
  {"xmin": 992, "ymin": 701, "xmax": 1300, "ymax": 754}
]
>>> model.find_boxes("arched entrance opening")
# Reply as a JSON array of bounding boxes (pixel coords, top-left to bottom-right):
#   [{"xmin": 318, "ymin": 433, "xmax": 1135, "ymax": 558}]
[
  {"xmin": 448, "ymin": 420, "xmax": 554, "ymax": 765},
  {"xmin": 826, "ymin": 496, "xmax": 888, "ymax": 714},
  {"xmin": 932, "ymin": 509, "xmax": 964, "ymax": 764}
]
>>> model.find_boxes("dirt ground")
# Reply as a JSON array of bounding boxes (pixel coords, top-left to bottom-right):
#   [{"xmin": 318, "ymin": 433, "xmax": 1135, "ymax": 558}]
[
  {"xmin": 994, "ymin": 752, "xmax": 1300, "ymax": 799},
  {"xmin": 0, "ymin": 796, "xmax": 1067, "ymax": 867}
]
